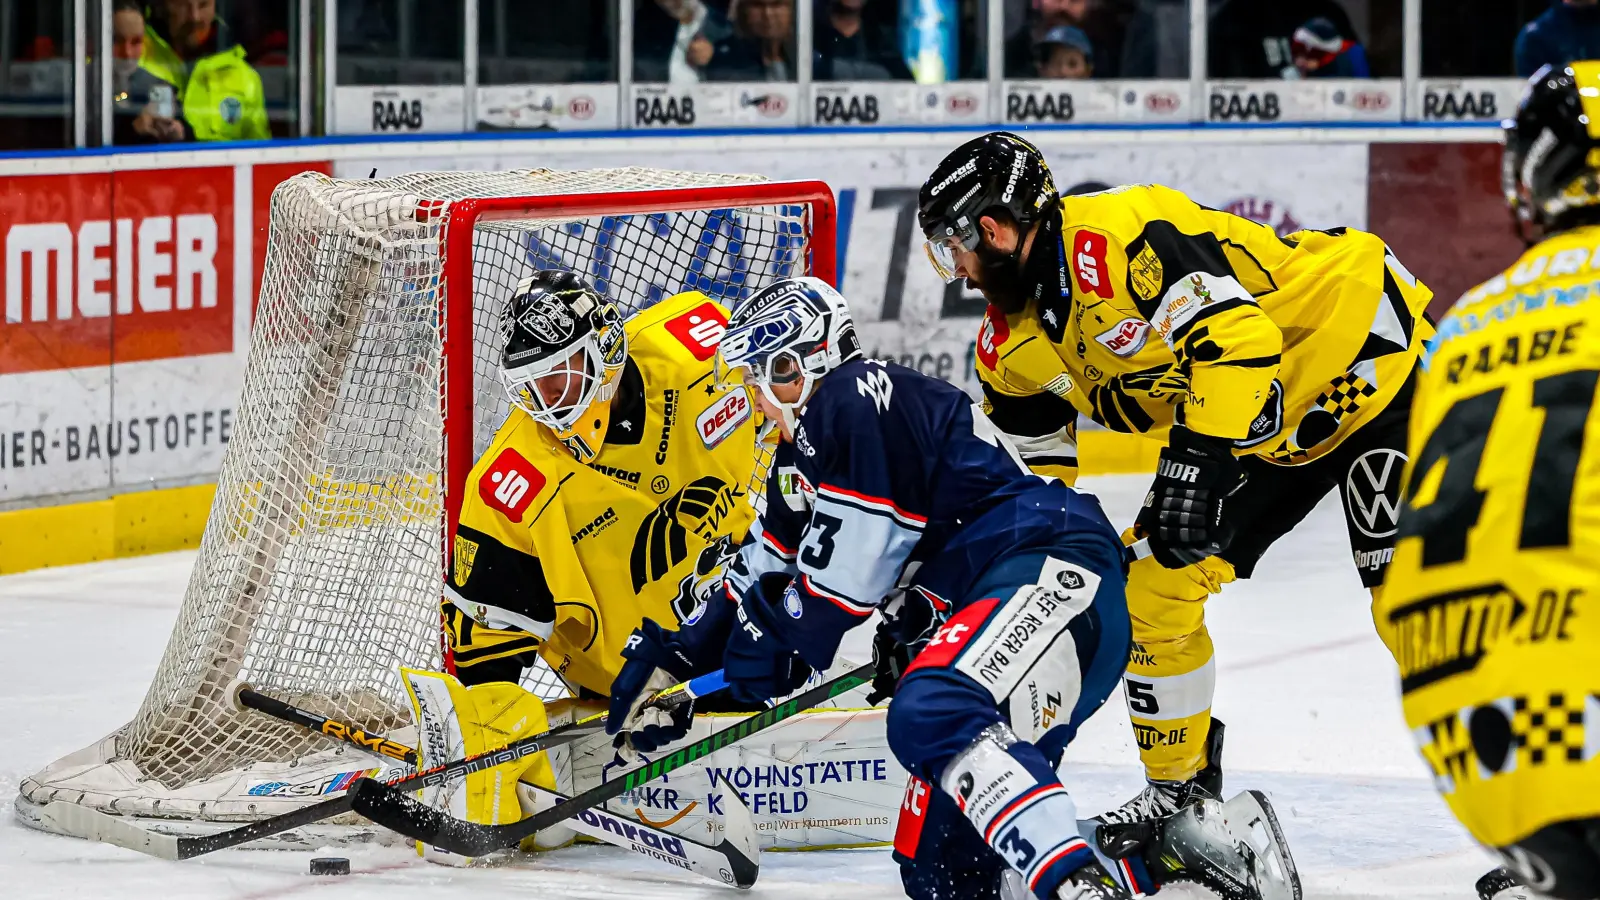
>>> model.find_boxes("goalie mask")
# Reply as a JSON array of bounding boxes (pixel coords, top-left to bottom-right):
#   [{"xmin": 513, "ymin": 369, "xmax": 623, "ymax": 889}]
[
  {"xmin": 499, "ymin": 270, "xmax": 627, "ymax": 464},
  {"xmin": 715, "ymin": 277, "xmax": 861, "ymax": 436}
]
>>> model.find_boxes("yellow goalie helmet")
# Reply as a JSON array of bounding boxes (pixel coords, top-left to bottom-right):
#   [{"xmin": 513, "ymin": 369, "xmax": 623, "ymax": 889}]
[{"xmin": 498, "ymin": 270, "xmax": 627, "ymax": 464}]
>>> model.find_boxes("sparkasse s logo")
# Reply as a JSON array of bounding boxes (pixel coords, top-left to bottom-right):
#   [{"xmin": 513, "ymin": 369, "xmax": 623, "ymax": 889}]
[
  {"xmin": 1, "ymin": 169, "xmax": 234, "ymax": 374},
  {"xmin": 479, "ymin": 447, "xmax": 546, "ymax": 523},
  {"xmin": 662, "ymin": 301, "xmax": 728, "ymax": 361}
]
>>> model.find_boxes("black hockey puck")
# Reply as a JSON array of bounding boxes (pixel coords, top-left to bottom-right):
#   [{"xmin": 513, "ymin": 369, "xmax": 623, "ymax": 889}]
[{"xmin": 310, "ymin": 857, "xmax": 351, "ymax": 876}]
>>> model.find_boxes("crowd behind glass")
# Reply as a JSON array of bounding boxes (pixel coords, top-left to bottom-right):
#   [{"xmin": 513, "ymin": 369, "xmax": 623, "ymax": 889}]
[{"xmin": 3, "ymin": 0, "xmax": 1589, "ymax": 150}]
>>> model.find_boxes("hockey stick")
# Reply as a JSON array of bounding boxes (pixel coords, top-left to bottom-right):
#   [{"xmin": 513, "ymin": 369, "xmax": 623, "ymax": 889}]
[
  {"xmin": 36, "ymin": 671, "xmax": 726, "ymax": 860},
  {"xmin": 237, "ymin": 686, "xmax": 760, "ymax": 888},
  {"xmin": 349, "ymin": 663, "xmax": 876, "ymax": 858}
]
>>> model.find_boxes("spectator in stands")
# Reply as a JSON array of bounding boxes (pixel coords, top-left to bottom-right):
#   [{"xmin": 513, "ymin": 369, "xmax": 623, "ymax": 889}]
[
  {"xmin": 143, "ymin": 0, "xmax": 271, "ymax": 141},
  {"xmin": 1004, "ymin": 0, "xmax": 1156, "ymax": 78},
  {"xmin": 814, "ymin": 0, "xmax": 910, "ymax": 80},
  {"xmin": 1515, "ymin": 0, "xmax": 1600, "ymax": 77},
  {"xmin": 706, "ymin": 0, "xmax": 796, "ymax": 81},
  {"xmin": 635, "ymin": 0, "xmax": 727, "ymax": 83},
  {"xmin": 112, "ymin": 0, "xmax": 188, "ymax": 143},
  {"xmin": 1035, "ymin": 25, "xmax": 1095, "ymax": 78},
  {"xmin": 1288, "ymin": 16, "xmax": 1370, "ymax": 78},
  {"xmin": 1208, "ymin": 0, "xmax": 1360, "ymax": 79}
]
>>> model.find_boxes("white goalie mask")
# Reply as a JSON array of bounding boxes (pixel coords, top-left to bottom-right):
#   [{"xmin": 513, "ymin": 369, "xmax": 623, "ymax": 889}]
[
  {"xmin": 499, "ymin": 270, "xmax": 627, "ymax": 463},
  {"xmin": 715, "ymin": 276, "xmax": 861, "ymax": 435}
]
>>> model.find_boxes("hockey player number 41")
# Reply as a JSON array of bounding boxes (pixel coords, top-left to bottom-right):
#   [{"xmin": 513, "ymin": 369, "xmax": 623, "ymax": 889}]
[{"xmin": 1400, "ymin": 368, "xmax": 1600, "ymax": 567}]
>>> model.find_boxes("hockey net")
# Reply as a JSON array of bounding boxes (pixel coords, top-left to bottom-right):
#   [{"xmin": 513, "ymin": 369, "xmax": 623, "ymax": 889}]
[{"xmin": 18, "ymin": 167, "xmax": 833, "ymax": 830}]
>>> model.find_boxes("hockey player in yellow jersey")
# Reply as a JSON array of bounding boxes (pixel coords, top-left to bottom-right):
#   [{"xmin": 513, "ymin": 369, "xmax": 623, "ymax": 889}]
[
  {"xmin": 1381, "ymin": 63, "xmax": 1600, "ymax": 900},
  {"xmin": 916, "ymin": 132, "xmax": 1435, "ymax": 827},
  {"xmin": 402, "ymin": 270, "xmax": 761, "ymax": 857}
]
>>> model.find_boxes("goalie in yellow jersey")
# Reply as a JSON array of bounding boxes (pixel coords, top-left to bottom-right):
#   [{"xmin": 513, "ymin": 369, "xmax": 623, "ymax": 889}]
[
  {"xmin": 1382, "ymin": 64, "xmax": 1600, "ymax": 900},
  {"xmin": 914, "ymin": 132, "xmax": 1435, "ymax": 828},
  {"xmin": 402, "ymin": 270, "xmax": 762, "ymax": 860}
]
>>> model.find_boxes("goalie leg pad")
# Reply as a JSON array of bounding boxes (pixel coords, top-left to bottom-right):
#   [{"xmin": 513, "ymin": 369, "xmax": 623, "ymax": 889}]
[{"xmin": 401, "ymin": 667, "xmax": 567, "ymax": 863}]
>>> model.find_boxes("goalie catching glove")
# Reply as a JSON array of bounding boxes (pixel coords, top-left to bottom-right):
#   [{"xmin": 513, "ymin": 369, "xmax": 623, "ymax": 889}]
[{"xmin": 1136, "ymin": 425, "xmax": 1247, "ymax": 569}]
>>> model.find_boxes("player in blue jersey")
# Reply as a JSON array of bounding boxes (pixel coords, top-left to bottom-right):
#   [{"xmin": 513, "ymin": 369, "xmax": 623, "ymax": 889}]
[{"xmin": 606, "ymin": 277, "xmax": 1300, "ymax": 900}]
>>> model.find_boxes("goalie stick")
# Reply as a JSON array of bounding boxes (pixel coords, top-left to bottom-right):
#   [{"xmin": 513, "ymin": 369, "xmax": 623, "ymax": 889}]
[
  {"xmin": 35, "ymin": 670, "xmax": 727, "ymax": 860},
  {"xmin": 236, "ymin": 684, "xmax": 760, "ymax": 888},
  {"xmin": 349, "ymin": 663, "xmax": 876, "ymax": 858}
]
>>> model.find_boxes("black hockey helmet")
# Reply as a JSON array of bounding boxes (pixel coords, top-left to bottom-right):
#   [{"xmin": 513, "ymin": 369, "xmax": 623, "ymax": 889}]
[
  {"xmin": 499, "ymin": 269, "xmax": 627, "ymax": 463},
  {"xmin": 917, "ymin": 131, "xmax": 1058, "ymax": 281},
  {"xmin": 1504, "ymin": 61, "xmax": 1600, "ymax": 235}
]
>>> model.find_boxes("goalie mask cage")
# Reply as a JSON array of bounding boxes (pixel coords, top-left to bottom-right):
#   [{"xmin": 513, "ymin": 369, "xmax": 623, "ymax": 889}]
[{"xmin": 18, "ymin": 167, "xmax": 835, "ymax": 830}]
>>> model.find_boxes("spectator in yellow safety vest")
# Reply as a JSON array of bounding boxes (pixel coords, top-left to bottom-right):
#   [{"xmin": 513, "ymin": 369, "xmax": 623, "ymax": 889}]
[{"xmin": 141, "ymin": 0, "xmax": 272, "ymax": 142}]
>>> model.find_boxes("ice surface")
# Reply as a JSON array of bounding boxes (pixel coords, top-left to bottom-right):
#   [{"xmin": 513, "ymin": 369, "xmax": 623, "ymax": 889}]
[{"xmin": 0, "ymin": 476, "xmax": 1500, "ymax": 899}]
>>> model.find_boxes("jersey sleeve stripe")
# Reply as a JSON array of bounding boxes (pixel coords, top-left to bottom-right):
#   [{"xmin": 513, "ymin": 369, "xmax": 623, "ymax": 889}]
[
  {"xmin": 982, "ymin": 783, "xmax": 1071, "ymax": 843},
  {"xmin": 1029, "ymin": 839, "xmax": 1093, "ymax": 892},
  {"xmin": 800, "ymin": 574, "xmax": 877, "ymax": 616},
  {"xmin": 1214, "ymin": 353, "xmax": 1282, "ymax": 368},
  {"xmin": 816, "ymin": 483, "xmax": 929, "ymax": 527},
  {"xmin": 762, "ymin": 530, "xmax": 799, "ymax": 559}
]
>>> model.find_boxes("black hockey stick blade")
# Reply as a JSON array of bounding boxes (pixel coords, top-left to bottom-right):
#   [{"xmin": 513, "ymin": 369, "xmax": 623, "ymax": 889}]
[
  {"xmin": 351, "ymin": 663, "xmax": 874, "ymax": 858},
  {"xmin": 42, "ymin": 715, "xmax": 607, "ymax": 860}
]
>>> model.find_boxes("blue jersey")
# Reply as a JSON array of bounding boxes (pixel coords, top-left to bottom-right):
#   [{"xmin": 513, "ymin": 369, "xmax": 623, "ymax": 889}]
[{"xmin": 726, "ymin": 359, "xmax": 1115, "ymax": 671}]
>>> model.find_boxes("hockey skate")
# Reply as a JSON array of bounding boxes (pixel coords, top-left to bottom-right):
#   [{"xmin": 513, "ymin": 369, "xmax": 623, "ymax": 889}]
[
  {"xmin": 1098, "ymin": 789, "xmax": 1302, "ymax": 900},
  {"xmin": 1477, "ymin": 867, "xmax": 1533, "ymax": 900},
  {"xmin": 1099, "ymin": 718, "xmax": 1226, "ymax": 827}
]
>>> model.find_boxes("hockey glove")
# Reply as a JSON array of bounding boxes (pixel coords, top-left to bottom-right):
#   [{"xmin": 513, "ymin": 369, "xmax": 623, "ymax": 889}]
[
  {"xmin": 607, "ymin": 619, "xmax": 697, "ymax": 762},
  {"xmin": 865, "ymin": 616, "xmax": 911, "ymax": 706},
  {"xmin": 1135, "ymin": 425, "xmax": 1246, "ymax": 569},
  {"xmin": 723, "ymin": 585, "xmax": 814, "ymax": 706}
]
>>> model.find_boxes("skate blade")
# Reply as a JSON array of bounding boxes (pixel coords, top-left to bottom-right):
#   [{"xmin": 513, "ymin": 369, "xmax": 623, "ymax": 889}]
[{"xmin": 1220, "ymin": 790, "xmax": 1302, "ymax": 900}]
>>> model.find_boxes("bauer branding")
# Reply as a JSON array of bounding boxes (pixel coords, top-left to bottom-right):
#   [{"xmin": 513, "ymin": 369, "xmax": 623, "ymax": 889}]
[{"xmin": 696, "ymin": 389, "xmax": 751, "ymax": 448}]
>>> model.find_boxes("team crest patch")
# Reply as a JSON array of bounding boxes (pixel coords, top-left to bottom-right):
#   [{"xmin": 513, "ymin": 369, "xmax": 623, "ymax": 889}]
[
  {"xmin": 1128, "ymin": 244, "xmax": 1163, "ymax": 302},
  {"xmin": 662, "ymin": 302, "xmax": 728, "ymax": 361},
  {"xmin": 478, "ymin": 447, "xmax": 545, "ymax": 523},
  {"xmin": 696, "ymin": 389, "xmax": 751, "ymax": 448},
  {"xmin": 452, "ymin": 535, "xmax": 478, "ymax": 587}
]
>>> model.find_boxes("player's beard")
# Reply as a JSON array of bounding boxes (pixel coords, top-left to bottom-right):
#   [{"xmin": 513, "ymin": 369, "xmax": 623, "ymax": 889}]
[{"xmin": 965, "ymin": 240, "xmax": 1029, "ymax": 314}]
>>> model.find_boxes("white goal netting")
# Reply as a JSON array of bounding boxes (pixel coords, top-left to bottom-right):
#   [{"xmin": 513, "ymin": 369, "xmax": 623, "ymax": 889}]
[{"xmin": 18, "ymin": 167, "xmax": 820, "ymax": 826}]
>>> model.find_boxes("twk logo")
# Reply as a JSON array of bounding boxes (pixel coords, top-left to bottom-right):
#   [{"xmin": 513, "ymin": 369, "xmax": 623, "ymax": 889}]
[
  {"xmin": 857, "ymin": 364, "xmax": 893, "ymax": 412},
  {"xmin": 1158, "ymin": 458, "xmax": 1199, "ymax": 483},
  {"xmin": 1346, "ymin": 448, "xmax": 1406, "ymax": 538}
]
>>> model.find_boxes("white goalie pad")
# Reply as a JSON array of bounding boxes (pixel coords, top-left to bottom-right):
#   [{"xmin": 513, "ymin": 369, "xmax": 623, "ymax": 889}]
[{"xmin": 564, "ymin": 706, "xmax": 906, "ymax": 850}]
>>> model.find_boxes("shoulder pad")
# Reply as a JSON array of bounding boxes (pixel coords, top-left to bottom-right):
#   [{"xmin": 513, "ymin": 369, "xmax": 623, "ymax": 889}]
[
  {"xmin": 629, "ymin": 291, "xmax": 730, "ymax": 364},
  {"xmin": 975, "ymin": 306, "xmax": 1072, "ymax": 398}
]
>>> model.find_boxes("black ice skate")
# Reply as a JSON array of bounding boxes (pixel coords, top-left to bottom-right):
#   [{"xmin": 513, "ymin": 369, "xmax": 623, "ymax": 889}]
[
  {"xmin": 1099, "ymin": 718, "xmax": 1226, "ymax": 827},
  {"xmin": 1097, "ymin": 789, "xmax": 1302, "ymax": 900},
  {"xmin": 1477, "ymin": 866, "xmax": 1532, "ymax": 900}
]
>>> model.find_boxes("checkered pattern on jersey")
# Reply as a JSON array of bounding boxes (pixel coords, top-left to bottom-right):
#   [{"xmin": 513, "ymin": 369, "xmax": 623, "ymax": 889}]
[
  {"xmin": 1513, "ymin": 692, "xmax": 1590, "ymax": 766},
  {"xmin": 1316, "ymin": 373, "xmax": 1377, "ymax": 417}
]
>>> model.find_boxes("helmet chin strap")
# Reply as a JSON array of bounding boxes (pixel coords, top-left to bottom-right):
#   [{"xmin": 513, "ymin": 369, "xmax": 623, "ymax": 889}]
[{"xmin": 759, "ymin": 373, "xmax": 822, "ymax": 438}]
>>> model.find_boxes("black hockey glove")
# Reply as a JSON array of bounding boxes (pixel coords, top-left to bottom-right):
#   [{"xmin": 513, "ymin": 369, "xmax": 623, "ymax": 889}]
[
  {"xmin": 865, "ymin": 616, "xmax": 913, "ymax": 706},
  {"xmin": 1135, "ymin": 426, "xmax": 1245, "ymax": 569}
]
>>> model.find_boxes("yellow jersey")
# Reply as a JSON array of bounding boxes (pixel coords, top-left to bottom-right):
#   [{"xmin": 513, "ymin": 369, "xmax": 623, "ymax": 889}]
[
  {"xmin": 977, "ymin": 183, "xmax": 1434, "ymax": 480},
  {"xmin": 1379, "ymin": 223, "xmax": 1600, "ymax": 848},
  {"xmin": 447, "ymin": 291, "xmax": 761, "ymax": 696}
]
